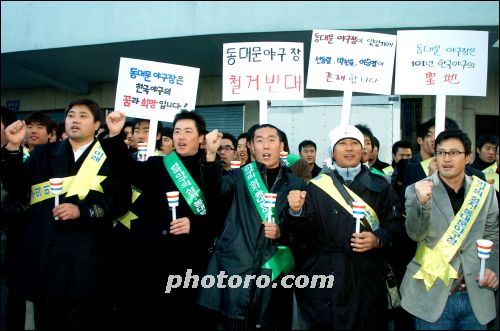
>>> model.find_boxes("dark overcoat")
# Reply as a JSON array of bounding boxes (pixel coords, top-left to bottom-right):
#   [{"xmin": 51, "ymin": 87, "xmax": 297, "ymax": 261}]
[{"xmin": 1, "ymin": 136, "xmax": 131, "ymax": 305}]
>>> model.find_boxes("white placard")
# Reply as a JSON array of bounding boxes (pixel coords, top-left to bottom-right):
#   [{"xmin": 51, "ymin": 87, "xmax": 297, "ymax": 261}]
[
  {"xmin": 114, "ymin": 57, "xmax": 200, "ymax": 122},
  {"xmin": 222, "ymin": 42, "xmax": 304, "ymax": 101},
  {"xmin": 395, "ymin": 30, "xmax": 488, "ymax": 96},
  {"xmin": 307, "ymin": 30, "xmax": 397, "ymax": 95}
]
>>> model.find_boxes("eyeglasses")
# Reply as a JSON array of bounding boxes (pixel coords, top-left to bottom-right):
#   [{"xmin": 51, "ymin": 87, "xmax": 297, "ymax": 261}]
[
  {"xmin": 435, "ymin": 150, "xmax": 466, "ymax": 158},
  {"xmin": 218, "ymin": 145, "xmax": 235, "ymax": 152}
]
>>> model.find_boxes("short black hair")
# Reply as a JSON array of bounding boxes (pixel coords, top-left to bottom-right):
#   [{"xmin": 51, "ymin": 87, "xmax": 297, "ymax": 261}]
[
  {"xmin": 435, "ymin": 129, "xmax": 472, "ymax": 155},
  {"xmin": 57, "ymin": 122, "xmax": 66, "ymax": 140},
  {"xmin": 417, "ymin": 117, "xmax": 459, "ymax": 139},
  {"xmin": 123, "ymin": 120, "xmax": 134, "ymax": 130},
  {"xmin": 476, "ymin": 134, "xmax": 499, "ymax": 149},
  {"xmin": 279, "ymin": 129, "xmax": 290, "ymax": 153},
  {"xmin": 237, "ymin": 132, "xmax": 247, "ymax": 142},
  {"xmin": 251, "ymin": 124, "xmax": 282, "ymax": 143},
  {"xmin": 435, "ymin": 116, "xmax": 460, "ymax": 131},
  {"xmin": 416, "ymin": 118, "xmax": 435, "ymax": 139},
  {"xmin": 155, "ymin": 122, "xmax": 164, "ymax": 149},
  {"xmin": 25, "ymin": 111, "xmax": 57, "ymax": 135},
  {"xmin": 392, "ymin": 140, "xmax": 412, "ymax": 156},
  {"xmin": 133, "ymin": 118, "xmax": 149, "ymax": 129},
  {"xmin": 66, "ymin": 99, "xmax": 102, "ymax": 123},
  {"xmin": 1, "ymin": 106, "xmax": 17, "ymax": 128},
  {"xmin": 173, "ymin": 109, "xmax": 207, "ymax": 136},
  {"xmin": 372, "ymin": 136, "xmax": 380, "ymax": 150},
  {"xmin": 355, "ymin": 124, "xmax": 374, "ymax": 146},
  {"xmin": 132, "ymin": 119, "xmax": 163, "ymax": 133},
  {"xmin": 221, "ymin": 132, "xmax": 237, "ymax": 148},
  {"xmin": 161, "ymin": 127, "xmax": 173, "ymax": 139},
  {"xmin": 298, "ymin": 140, "xmax": 317, "ymax": 153},
  {"xmin": 246, "ymin": 124, "xmax": 260, "ymax": 143},
  {"xmin": 157, "ymin": 126, "xmax": 173, "ymax": 150}
]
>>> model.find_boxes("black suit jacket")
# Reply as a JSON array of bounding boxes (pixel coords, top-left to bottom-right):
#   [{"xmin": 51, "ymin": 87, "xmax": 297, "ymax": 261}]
[{"xmin": 1, "ymin": 136, "xmax": 131, "ymax": 304}]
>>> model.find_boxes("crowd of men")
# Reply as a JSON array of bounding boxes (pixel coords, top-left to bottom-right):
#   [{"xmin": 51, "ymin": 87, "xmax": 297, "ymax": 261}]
[{"xmin": 0, "ymin": 100, "xmax": 498, "ymax": 331}]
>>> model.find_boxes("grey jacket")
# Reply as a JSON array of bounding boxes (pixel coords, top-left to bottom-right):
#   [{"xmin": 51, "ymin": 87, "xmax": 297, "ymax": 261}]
[{"xmin": 400, "ymin": 172, "xmax": 499, "ymax": 324}]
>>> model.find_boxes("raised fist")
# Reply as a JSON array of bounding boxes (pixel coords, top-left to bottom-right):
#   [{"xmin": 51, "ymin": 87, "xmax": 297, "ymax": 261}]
[
  {"xmin": 415, "ymin": 180, "xmax": 434, "ymax": 205},
  {"xmin": 287, "ymin": 190, "xmax": 307, "ymax": 212}
]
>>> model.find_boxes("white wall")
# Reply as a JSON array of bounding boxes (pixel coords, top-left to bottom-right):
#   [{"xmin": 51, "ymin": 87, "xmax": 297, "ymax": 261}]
[{"xmin": 2, "ymin": 75, "xmax": 498, "ymax": 142}]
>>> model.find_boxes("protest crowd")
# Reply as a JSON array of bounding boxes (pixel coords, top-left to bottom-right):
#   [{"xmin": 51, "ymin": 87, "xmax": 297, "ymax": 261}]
[{"xmin": 0, "ymin": 101, "xmax": 498, "ymax": 331}]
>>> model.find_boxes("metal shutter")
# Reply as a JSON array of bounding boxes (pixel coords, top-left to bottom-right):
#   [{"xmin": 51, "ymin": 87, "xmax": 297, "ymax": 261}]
[{"xmin": 195, "ymin": 104, "xmax": 244, "ymax": 137}]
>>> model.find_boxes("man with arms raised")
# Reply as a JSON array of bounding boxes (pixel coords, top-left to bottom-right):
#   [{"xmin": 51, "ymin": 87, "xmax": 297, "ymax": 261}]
[
  {"xmin": 217, "ymin": 132, "xmax": 238, "ymax": 174},
  {"xmin": 108, "ymin": 109, "xmax": 216, "ymax": 330},
  {"xmin": 403, "ymin": 118, "xmax": 486, "ymax": 203},
  {"xmin": 1, "ymin": 99, "xmax": 130, "ymax": 330},
  {"xmin": 23, "ymin": 111, "xmax": 57, "ymax": 152},
  {"xmin": 400, "ymin": 129, "xmax": 498, "ymax": 330},
  {"xmin": 198, "ymin": 124, "xmax": 306, "ymax": 331}
]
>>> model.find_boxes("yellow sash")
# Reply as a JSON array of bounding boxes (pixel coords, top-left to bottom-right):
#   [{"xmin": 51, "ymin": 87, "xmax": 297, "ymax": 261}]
[
  {"xmin": 420, "ymin": 158, "xmax": 432, "ymax": 177},
  {"xmin": 310, "ymin": 173, "xmax": 380, "ymax": 230},
  {"xmin": 414, "ymin": 176, "xmax": 490, "ymax": 291},
  {"xmin": 30, "ymin": 141, "xmax": 107, "ymax": 204},
  {"xmin": 113, "ymin": 187, "xmax": 141, "ymax": 229},
  {"xmin": 482, "ymin": 162, "xmax": 499, "ymax": 192},
  {"xmin": 382, "ymin": 165, "xmax": 394, "ymax": 176}
]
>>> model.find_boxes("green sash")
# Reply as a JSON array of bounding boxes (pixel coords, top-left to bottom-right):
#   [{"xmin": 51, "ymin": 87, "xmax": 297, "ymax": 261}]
[
  {"xmin": 414, "ymin": 176, "xmax": 490, "ymax": 290},
  {"xmin": 30, "ymin": 141, "xmax": 107, "ymax": 204},
  {"xmin": 242, "ymin": 162, "xmax": 294, "ymax": 281},
  {"xmin": 370, "ymin": 167, "xmax": 386, "ymax": 177},
  {"xmin": 310, "ymin": 173, "xmax": 380, "ymax": 231},
  {"xmin": 163, "ymin": 152, "xmax": 207, "ymax": 215},
  {"xmin": 22, "ymin": 146, "xmax": 30, "ymax": 163},
  {"xmin": 242, "ymin": 162, "xmax": 278, "ymax": 222},
  {"xmin": 281, "ymin": 154, "xmax": 301, "ymax": 168}
]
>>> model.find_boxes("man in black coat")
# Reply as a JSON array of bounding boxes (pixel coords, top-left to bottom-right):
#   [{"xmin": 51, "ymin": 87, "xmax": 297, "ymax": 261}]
[
  {"xmin": 369, "ymin": 136, "xmax": 391, "ymax": 173},
  {"xmin": 299, "ymin": 139, "xmax": 322, "ymax": 179},
  {"xmin": 198, "ymin": 124, "xmax": 307, "ymax": 331},
  {"xmin": 108, "ymin": 109, "xmax": 218, "ymax": 330},
  {"xmin": 469, "ymin": 134, "xmax": 498, "ymax": 181},
  {"xmin": 1, "ymin": 99, "xmax": 131, "ymax": 331},
  {"xmin": 287, "ymin": 124, "xmax": 405, "ymax": 330}
]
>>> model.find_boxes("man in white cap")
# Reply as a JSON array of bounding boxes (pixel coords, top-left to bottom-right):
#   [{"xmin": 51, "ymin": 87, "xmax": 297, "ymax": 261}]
[{"xmin": 286, "ymin": 124, "xmax": 405, "ymax": 330}]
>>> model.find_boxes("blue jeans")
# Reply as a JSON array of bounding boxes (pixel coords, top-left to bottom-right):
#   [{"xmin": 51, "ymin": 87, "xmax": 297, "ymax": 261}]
[{"xmin": 415, "ymin": 292, "xmax": 486, "ymax": 330}]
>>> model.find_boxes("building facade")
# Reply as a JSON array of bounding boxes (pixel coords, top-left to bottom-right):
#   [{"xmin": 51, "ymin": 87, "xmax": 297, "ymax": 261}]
[{"xmin": 1, "ymin": 1, "xmax": 499, "ymax": 154}]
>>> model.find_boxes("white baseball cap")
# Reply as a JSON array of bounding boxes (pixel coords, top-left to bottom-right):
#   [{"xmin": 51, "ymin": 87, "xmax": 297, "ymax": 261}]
[{"xmin": 328, "ymin": 125, "xmax": 365, "ymax": 151}]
